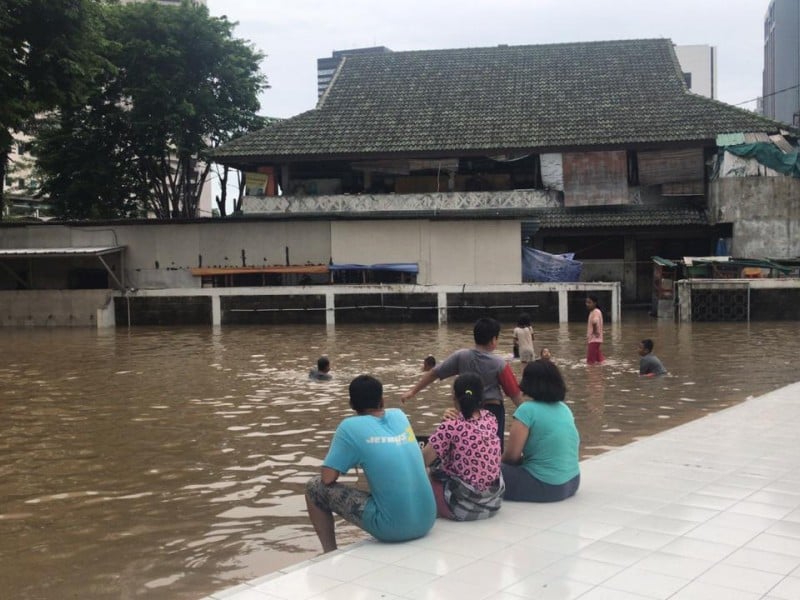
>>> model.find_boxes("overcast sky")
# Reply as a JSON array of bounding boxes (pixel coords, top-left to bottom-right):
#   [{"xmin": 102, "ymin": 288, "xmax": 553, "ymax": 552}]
[{"xmin": 205, "ymin": 0, "xmax": 771, "ymax": 119}]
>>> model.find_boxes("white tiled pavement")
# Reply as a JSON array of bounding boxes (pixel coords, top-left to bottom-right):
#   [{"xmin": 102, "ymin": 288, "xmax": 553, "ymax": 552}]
[{"xmin": 203, "ymin": 381, "xmax": 800, "ymax": 600}]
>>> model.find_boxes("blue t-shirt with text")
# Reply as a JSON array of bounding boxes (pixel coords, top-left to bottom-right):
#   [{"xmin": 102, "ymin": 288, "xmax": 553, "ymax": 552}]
[{"xmin": 323, "ymin": 408, "xmax": 436, "ymax": 542}]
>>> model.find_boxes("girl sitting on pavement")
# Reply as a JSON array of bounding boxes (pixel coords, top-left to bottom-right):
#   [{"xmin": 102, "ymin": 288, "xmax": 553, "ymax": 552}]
[
  {"xmin": 422, "ymin": 373, "xmax": 504, "ymax": 520},
  {"xmin": 501, "ymin": 359, "xmax": 580, "ymax": 502}
]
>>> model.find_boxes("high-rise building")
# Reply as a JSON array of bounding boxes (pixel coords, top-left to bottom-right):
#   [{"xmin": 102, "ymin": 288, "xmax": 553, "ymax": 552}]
[
  {"xmin": 317, "ymin": 47, "xmax": 392, "ymax": 98},
  {"xmin": 763, "ymin": 0, "xmax": 800, "ymax": 125},
  {"xmin": 674, "ymin": 45, "xmax": 717, "ymax": 99}
]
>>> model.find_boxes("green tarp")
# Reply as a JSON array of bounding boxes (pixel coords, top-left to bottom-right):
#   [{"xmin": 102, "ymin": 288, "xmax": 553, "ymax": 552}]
[{"xmin": 724, "ymin": 143, "xmax": 800, "ymax": 178}]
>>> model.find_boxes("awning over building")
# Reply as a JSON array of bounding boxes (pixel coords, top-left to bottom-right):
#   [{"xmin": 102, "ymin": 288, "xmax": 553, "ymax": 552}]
[
  {"xmin": 0, "ymin": 246, "xmax": 125, "ymax": 258},
  {"xmin": 190, "ymin": 265, "xmax": 329, "ymax": 277},
  {"xmin": 329, "ymin": 263, "xmax": 419, "ymax": 273},
  {"xmin": 0, "ymin": 246, "xmax": 126, "ymax": 290}
]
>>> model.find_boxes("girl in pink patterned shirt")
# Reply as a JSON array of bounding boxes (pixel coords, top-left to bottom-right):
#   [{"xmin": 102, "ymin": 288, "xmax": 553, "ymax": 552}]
[{"xmin": 422, "ymin": 373, "xmax": 504, "ymax": 520}]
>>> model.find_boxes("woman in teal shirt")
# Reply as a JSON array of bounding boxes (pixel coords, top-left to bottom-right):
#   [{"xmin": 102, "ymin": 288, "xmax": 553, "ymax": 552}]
[{"xmin": 501, "ymin": 360, "xmax": 580, "ymax": 502}]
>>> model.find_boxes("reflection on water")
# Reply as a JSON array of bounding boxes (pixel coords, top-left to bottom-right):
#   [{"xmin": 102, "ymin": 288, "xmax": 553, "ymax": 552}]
[{"xmin": 1, "ymin": 314, "xmax": 799, "ymax": 599}]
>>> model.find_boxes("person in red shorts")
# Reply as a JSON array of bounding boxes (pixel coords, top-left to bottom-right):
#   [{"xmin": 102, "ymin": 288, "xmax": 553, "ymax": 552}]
[{"xmin": 585, "ymin": 295, "xmax": 605, "ymax": 365}]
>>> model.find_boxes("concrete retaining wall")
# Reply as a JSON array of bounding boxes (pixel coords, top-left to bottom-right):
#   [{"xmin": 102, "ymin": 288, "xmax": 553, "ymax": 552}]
[
  {"xmin": 709, "ymin": 177, "xmax": 800, "ymax": 258},
  {"xmin": 0, "ymin": 290, "xmax": 115, "ymax": 327}
]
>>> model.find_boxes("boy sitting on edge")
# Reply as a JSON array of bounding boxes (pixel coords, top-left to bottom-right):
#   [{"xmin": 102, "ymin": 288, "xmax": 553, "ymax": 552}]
[
  {"xmin": 638, "ymin": 339, "xmax": 667, "ymax": 376},
  {"xmin": 305, "ymin": 375, "xmax": 435, "ymax": 552}
]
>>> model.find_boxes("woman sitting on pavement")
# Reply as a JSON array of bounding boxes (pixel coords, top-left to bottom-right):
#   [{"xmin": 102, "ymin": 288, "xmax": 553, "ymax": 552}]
[
  {"xmin": 422, "ymin": 373, "xmax": 504, "ymax": 520},
  {"xmin": 501, "ymin": 360, "xmax": 580, "ymax": 502}
]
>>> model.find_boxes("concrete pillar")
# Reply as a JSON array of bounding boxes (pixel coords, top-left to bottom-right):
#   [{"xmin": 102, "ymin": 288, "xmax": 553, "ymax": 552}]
[
  {"xmin": 437, "ymin": 291, "xmax": 448, "ymax": 325},
  {"xmin": 611, "ymin": 283, "xmax": 621, "ymax": 323},
  {"xmin": 623, "ymin": 236, "xmax": 637, "ymax": 303},
  {"xmin": 96, "ymin": 298, "xmax": 116, "ymax": 328},
  {"xmin": 677, "ymin": 281, "xmax": 692, "ymax": 322},
  {"xmin": 281, "ymin": 164, "xmax": 291, "ymax": 195},
  {"xmin": 558, "ymin": 289, "xmax": 569, "ymax": 323},
  {"xmin": 211, "ymin": 295, "xmax": 221, "ymax": 326},
  {"xmin": 326, "ymin": 291, "xmax": 336, "ymax": 325}
]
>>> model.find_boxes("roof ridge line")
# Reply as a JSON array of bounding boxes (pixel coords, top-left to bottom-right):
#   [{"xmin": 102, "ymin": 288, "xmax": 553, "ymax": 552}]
[{"xmin": 317, "ymin": 55, "xmax": 347, "ymax": 110}]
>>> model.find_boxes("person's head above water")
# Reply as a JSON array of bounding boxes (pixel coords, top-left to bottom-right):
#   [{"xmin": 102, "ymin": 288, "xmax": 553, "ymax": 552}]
[
  {"xmin": 422, "ymin": 355, "xmax": 436, "ymax": 371},
  {"xmin": 317, "ymin": 356, "xmax": 331, "ymax": 373},
  {"xmin": 638, "ymin": 339, "xmax": 654, "ymax": 356}
]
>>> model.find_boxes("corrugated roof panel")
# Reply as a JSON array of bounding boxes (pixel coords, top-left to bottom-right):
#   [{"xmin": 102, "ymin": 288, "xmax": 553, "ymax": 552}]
[{"xmin": 0, "ymin": 247, "xmax": 125, "ymax": 257}]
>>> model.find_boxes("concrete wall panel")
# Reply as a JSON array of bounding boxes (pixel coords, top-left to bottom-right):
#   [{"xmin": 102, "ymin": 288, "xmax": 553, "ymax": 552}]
[
  {"xmin": 331, "ymin": 220, "xmax": 428, "ymax": 280},
  {"xmin": 710, "ymin": 177, "xmax": 800, "ymax": 258}
]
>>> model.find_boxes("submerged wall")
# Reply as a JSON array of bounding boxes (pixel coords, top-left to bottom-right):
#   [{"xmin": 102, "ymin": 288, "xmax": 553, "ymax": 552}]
[{"xmin": 0, "ymin": 290, "xmax": 114, "ymax": 327}]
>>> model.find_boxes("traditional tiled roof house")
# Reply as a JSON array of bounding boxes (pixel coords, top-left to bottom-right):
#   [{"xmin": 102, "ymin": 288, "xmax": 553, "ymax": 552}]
[{"xmin": 215, "ymin": 39, "xmax": 795, "ymax": 303}]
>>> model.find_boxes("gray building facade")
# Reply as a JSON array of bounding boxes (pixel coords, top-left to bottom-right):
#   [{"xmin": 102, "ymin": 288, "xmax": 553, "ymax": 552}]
[{"xmin": 763, "ymin": 0, "xmax": 800, "ymax": 125}]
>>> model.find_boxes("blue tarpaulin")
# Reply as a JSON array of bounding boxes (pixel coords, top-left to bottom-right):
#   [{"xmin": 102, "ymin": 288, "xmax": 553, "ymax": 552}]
[
  {"xmin": 522, "ymin": 247, "xmax": 582, "ymax": 282},
  {"xmin": 329, "ymin": 263, "xmax": 419, "ymax": 273}
]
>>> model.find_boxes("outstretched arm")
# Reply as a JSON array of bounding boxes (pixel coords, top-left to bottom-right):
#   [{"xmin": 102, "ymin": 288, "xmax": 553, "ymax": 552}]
[
  {"xmin": 401, "ymin": 369, "xmax": 438, "ymax": 403},
  {"xmin": 498, "ymin": 363, "xmax": 523, "ymax": 407}
]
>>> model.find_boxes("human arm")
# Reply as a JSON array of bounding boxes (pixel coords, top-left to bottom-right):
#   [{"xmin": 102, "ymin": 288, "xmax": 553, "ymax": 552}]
[
  {"xmin": 590, "ymin": 311, "xmax": 600, "ymax": 337},
  {"xmin": 400, "ymin": 369, "xmax": 439, "ymax": 403},
  {"xmin": 421, "ymin": 443, "xmax": 438, "ymax": 467},
  {"xmin": 442, "ymin": 407, "xmax": 459, "ymax": 420},
  {"xmin": 501, "ymin": 418, "xmax": 529, "ymax": 465},
  {"xmin": 320, "ymin": 466, "xmax": 340, "ymax": 485},
  {"xmin": 498, "ymin": 363, "xmax": 523, "ymax": 407}
]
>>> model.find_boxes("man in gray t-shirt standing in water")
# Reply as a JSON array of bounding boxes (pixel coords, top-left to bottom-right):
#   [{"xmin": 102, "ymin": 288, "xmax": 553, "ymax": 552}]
[
  {"xmin": 401, "ymin": 318, "xmax": 522, "ymax": 447},
  {"xmin": 638, "ymin": 339, "xmax": 667, "ymax": 376}
]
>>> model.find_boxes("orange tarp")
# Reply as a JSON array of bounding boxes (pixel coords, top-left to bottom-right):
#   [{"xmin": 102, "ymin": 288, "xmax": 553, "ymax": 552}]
[{"xmin": 191, "ymin": 265, "xmax": 329, "ymax": 276}]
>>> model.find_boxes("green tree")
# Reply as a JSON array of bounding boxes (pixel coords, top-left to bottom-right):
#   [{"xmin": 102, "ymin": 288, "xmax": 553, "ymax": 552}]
[
  {"xmin": 0, "ymin": 0, "xmax": 105, "ymax": 219},
  {"xmin": 211, "ymin": 115, "xmax": 270, "ymax": 217},
  {"xmin": 34, "ymin": 106, "xmax": 145, "ymax": 219},
  {"xmin": 37, "ymin": 0, "xmax": 267, "ymax": 219}
]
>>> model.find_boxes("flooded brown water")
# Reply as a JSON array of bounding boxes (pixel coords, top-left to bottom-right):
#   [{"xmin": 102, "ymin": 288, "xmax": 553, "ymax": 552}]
[{"xmin": 1, "ymin": 313, "xmax": 799, "ymax": 599}]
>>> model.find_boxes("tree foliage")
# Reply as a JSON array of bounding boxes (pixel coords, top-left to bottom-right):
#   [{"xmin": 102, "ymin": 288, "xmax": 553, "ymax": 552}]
[
  {"xmin": 35, "ymin": 0, "xmax": 267, "ymax": 219},
  {"xmin": 0, "ymin": 0, "xmax": 106, "ymax": 218}
]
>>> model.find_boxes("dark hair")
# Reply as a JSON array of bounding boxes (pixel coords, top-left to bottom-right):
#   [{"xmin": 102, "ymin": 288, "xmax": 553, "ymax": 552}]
[
  {"xmin": 587, "ymin": 294, "xmax": 601, "ymax": 309},
  {"xmin": 317, "ymin": 356, "xmax": 330, "ymax": 372},
  {"xmin": 348, "ymin": 375, "xmax": 382, "ymax": 412},
  {"xmin": 453, "ymin": 373, "xmax": 483, "ymax": 419},
  {"xmin": 641, "ymin": 339, "xmax": 654, "ymax": 353},
  {"xmin": 517, "ymin": 313, "xmax": 531, "ymax": 327},
  {"xmin": 424, "ymin": 355, "xmax": 436, "ymax": 368},
  {"xmin": 473, "ymin": 317, "xmax": 501, "ymax": 346},
  {"xmin": 519, "ymin": 360, "xmax": 567, "ymax": 403}
]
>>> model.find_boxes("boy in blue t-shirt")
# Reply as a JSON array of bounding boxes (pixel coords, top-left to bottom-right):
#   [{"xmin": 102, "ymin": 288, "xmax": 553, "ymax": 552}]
[{"xmin": 305, "ymin": 375, "xmax": 436, "ymax": 553}]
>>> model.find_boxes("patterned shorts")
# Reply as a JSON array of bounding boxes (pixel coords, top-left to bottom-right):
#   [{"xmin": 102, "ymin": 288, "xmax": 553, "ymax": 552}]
[{"xmin": 305, "ymin": 475, "xmax": 368, "ymax": 528}]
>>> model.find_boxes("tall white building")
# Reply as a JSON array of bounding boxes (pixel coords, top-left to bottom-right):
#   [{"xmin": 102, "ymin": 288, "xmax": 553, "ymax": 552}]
[{"xmin": 674, "ymin": 44, "xmax": 717, "ymax": 99}]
